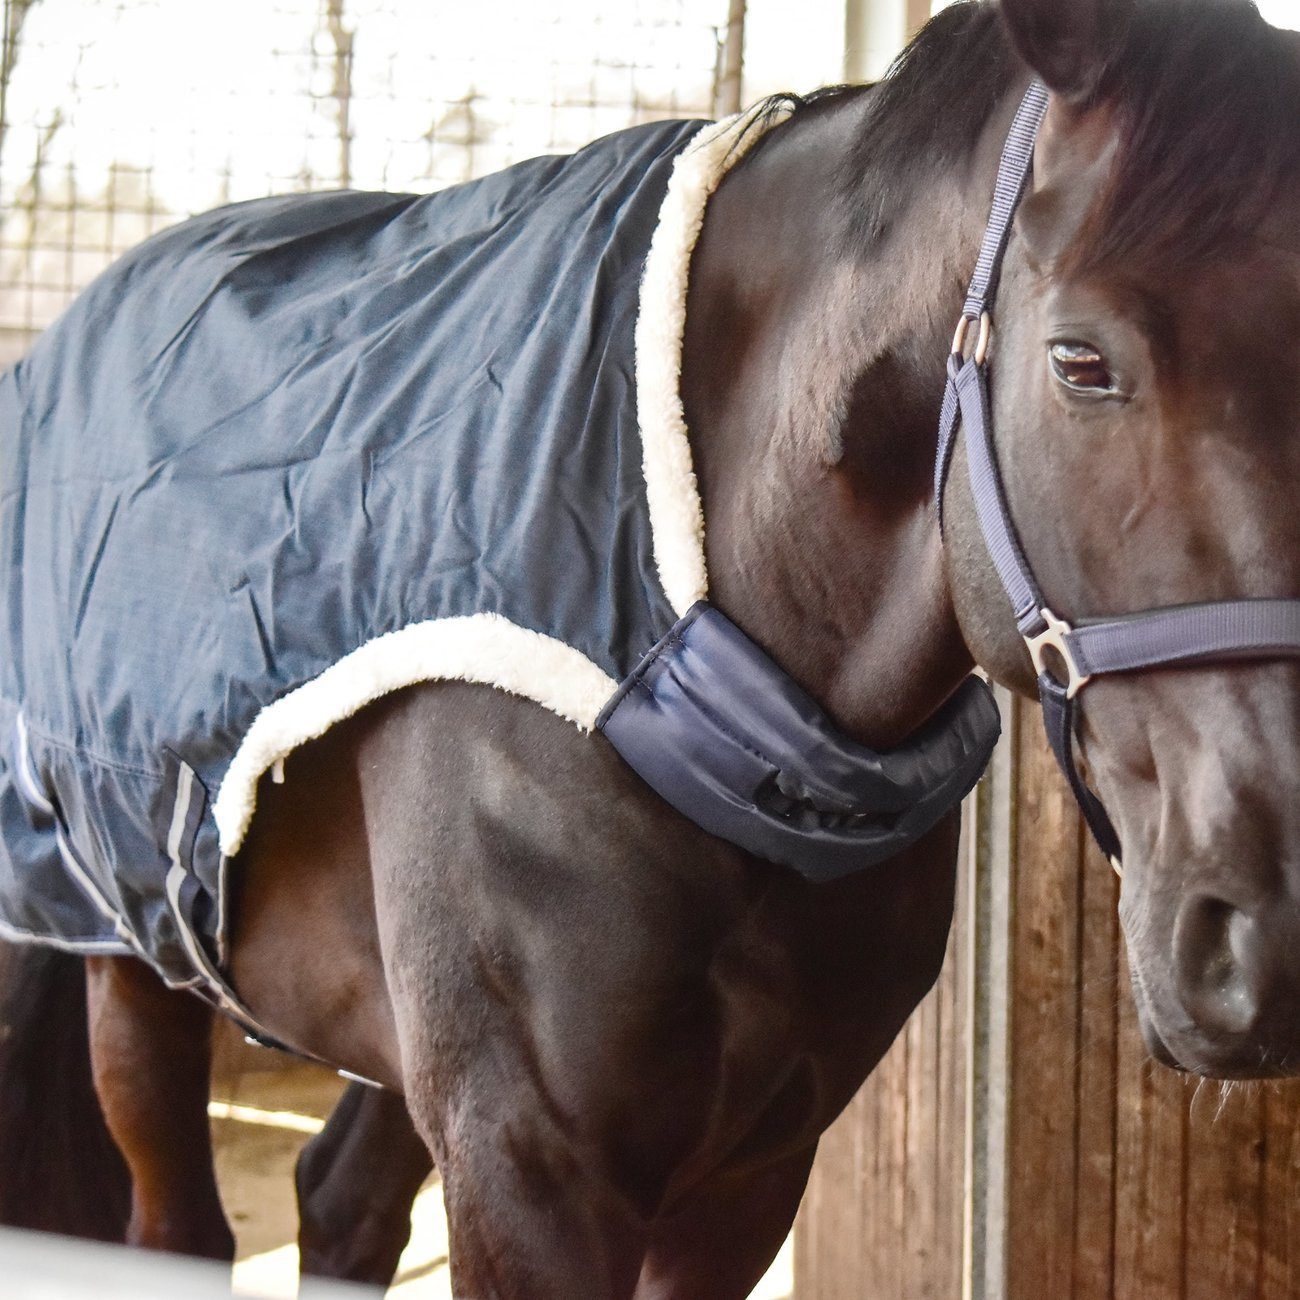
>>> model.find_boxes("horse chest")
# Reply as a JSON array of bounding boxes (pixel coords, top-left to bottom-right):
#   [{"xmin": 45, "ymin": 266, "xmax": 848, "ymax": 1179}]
[{"xmin": 322, "ymin": 683, "xmax": 961, "ymax": 1161}]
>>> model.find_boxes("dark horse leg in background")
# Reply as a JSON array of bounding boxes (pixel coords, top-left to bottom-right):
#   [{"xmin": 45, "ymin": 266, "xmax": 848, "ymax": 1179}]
[
  {"xmin": 0, "ymin": 938, "xmax": 130, "ymax": 1241},
  {"xmin": 79, "ymin": 702, "xmax": 409, "ymax": 1276},
  {"xmin": 296, "ymin": 1082, "xmax": 433, "ymax": 1284},
  {"xmin": 0, "ymin": 930, "xmax": 424, "ymax": 1279},
  {"xmin": 0, "ymin": 936, "xmax": 424, "ymax": 1277},
  {"xmin": 84, "ymin": 954, "xmax": 234, "ymax": 1261}
]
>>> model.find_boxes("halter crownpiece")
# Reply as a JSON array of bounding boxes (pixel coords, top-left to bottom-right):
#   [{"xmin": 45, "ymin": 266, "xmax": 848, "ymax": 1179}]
[{"xmin": 937, "ymin": 81, "xmax": 1300, "ymax": 870}]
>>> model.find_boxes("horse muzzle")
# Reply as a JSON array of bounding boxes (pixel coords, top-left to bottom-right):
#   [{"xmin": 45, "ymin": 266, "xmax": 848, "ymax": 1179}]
[{"xmin": 1127, "ymin": 883, "xmax": 1300, "ymax": 1079}]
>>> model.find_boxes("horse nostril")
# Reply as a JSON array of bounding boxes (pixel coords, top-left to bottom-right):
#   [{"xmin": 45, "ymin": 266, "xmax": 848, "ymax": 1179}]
[{"xmin": 1174, "ymin": 895, "xmax": 1262, "ymax": 1037}]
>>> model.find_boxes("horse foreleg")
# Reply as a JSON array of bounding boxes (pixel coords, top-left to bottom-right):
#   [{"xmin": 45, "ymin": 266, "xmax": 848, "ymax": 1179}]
[
  {"xmin": 0, "ymin": 940, "xmax": 130, "ymax": 1240},
  {"xmin": 295, "ymin": 1080, "xmax": 432, "ymax": 1285},
  {"xmin": 84, "ymin": 955, "xmax": 234, "ymax": 1261},
  {"xmin": 425, "ymin": 1098, "xmax": 646, "ymax": 1300},
  {"xmin": 634, "ymin": 1146, "xmax": 815, "ymax": 1300}
]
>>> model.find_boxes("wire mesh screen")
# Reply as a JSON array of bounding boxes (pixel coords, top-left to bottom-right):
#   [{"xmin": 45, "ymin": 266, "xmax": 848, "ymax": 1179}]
[{"xmin": 0, "ymin": 0, "xmax": 742, "ymax": 364}]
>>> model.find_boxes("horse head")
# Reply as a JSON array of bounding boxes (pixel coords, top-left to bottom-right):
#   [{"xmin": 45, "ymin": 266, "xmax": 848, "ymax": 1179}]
[{"xmin": 946, "ymin": 0, "xmax": 1300, "ymax": 1077}]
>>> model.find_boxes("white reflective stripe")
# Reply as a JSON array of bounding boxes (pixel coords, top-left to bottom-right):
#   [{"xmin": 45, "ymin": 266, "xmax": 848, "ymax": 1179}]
[
  {"xmin": 13, "ymin": 714, "xmax": 54, "ymax": 816},
  {"xmin": 163, "ymin": 765, "xmax": 270, "ymax": 1028},
  {"xmin": 167, "ymin": 762, "xmax": 195, "ymax": 867},
  {"xmin": 4, "ymin": 719, "xmax": 134, "ymax": 953},
  {"xmin": 164, "ymin": 765, "xmax": 233, "ymax": 1007},
  {"xmin": 215, "ymin": 853, "xmax": 229, "ymax": 966},
  {"xmin": 165, "ymin": 857, "xmax": 242, "ymax": 1018},
  {"xmin": 54, "ymin": 829, "xmax": 135, "ymax": 945},
  {"xmin": 164, "ymin": 861, "xmax": 229, "ymax": 1000},
  {"xmin": 0, "ymin": 914, "xmax": 130, "ymax": 955},
  {"xmin": 337, "ymin": 1068, "xmax": 385, "ymax": 1089}
]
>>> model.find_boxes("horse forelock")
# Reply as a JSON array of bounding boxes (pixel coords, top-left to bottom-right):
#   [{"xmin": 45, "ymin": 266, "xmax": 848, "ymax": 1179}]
[{"xmin": 1066, "ymin": 0, "xmax": 1300, "ymax": 274}]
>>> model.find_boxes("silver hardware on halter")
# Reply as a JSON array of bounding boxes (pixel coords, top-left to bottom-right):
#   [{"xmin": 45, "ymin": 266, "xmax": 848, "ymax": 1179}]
[
  {"xmin": 1025, "ymin": 607, "xmax": 1092, "ymax": 700},
  {"xmin": 951, "ymin": 310, "xmax": 993, "ymax": 367}
]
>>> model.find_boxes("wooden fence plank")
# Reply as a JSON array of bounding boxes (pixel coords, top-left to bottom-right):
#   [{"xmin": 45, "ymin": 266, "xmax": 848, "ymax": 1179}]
[
  {"xmin": 794, "ymin": 906, "xmax": 970, "ymax": 1298},
  {"xmin": 1071, "ymin": 840, "xmax": 1120, "ymax": 1300},
  {"xmin": 795, "ymin": 1090, "xmax": 850, "ymax": 1298},
  {"xmin": 1184, "ymin": 1082, "xmax": 1264, "ymax": 1300},
  {"xmin": 1113, "ymin": 971, "xmax": 1187, "ymax": 1300},
  {"xmin": 904, "ymin": 977, "xmax": 939, "ymax": 1293},
  {"xmin": 1005, "ymin": 710, "xmax": 1081, "ymax": 1299},
  {"xmin": 880, "ymin": 1027, "xmax": 911, "ymax": 1300},
  {"xmin": 936, "ymin": 874, "xmax": 967, "ymax": 1300},
  {"xmin": 1260, "ymin": 1083, "xmax": 1300, "ymax": 1296}
]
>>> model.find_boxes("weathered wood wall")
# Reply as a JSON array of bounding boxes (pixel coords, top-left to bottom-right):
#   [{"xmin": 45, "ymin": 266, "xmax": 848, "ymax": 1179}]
[
  {"xmin": 795, "ymin": 694, "xmax": 1300, "ymax": 1299},
  {"xmin": 794, "ymin": 805, "xmax": 971, "ymax": 1299},
  {"xmin": 1000, "ymin": 698, "xmax": 1300, "ymax": 1300}
]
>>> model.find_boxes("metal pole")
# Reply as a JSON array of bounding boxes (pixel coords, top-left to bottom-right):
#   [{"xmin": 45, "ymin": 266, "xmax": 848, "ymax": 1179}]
[
  {"xmin": 1, "ymin": 0, "xmax": 17, "ymax": 167},
  {"xmin": 844, "ymin": 0, "xmax": 932, "ymax": 83},
  {"xmin": 324, "ymin": 0, "xmax": 354, "ymax": 189},
  {"xmin": 962, "ymin": 686, "xmax": 1016, "ymax": 1300},
  {"xmin": 715, "ymin": 0, "xmax": 746, "ymax": 117}
]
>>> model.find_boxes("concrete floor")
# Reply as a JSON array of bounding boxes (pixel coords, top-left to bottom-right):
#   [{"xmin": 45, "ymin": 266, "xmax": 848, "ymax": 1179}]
[{"xmin": 212, "ymin": 1060, "xmax": 792, "ymax": 1299}]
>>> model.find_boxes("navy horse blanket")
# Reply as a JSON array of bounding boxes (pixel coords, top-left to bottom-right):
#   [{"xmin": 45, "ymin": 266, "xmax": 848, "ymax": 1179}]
[
  {"xmin": 0, "ymin": 100, "xmax": 1001, "ymax": 1006},
  {"xmin": 0, "ymin": 113, "xmax": 774, "ymax": 990}
]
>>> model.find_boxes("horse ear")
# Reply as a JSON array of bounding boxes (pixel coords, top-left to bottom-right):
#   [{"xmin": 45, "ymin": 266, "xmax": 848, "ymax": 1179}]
[{"xmin": 999, "ymin": 0, "xmax": 1132, "ymax": 104}]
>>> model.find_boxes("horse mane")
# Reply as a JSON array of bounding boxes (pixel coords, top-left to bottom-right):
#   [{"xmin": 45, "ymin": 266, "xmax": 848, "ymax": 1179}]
[
  {"xmin": 731, "ymin": 4, "xmax": 1013, "ymax": 248},
  {"xmin": 743, "ymin": 0, "xmax": 1299, "ymax": 270},
  {"xmin": 837, "ymin": 3, "xmax": 1016, "ymax": 248}
]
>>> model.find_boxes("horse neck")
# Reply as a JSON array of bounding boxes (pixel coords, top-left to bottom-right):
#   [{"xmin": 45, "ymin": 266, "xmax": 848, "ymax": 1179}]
[{"xmin": 682, "ymin": 86, "xmax": 1021, "ymax": 747}]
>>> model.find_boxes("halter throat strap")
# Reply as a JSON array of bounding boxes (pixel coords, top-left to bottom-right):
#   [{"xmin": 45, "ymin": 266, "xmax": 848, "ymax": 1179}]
[{"xmin": 937, "ymin": 80, "xmax": 1300, "ymax": 868}]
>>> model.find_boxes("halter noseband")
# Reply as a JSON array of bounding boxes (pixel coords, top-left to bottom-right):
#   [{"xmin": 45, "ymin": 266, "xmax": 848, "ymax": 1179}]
[{"xmin": 936, "ymin": 82, "xmax": 1300, "ymax": 871}]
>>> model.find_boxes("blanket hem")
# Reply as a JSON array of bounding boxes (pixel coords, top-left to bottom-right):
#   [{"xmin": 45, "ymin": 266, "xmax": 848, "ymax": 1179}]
[{"xmin": 212, "ymin": 612, "xmax": 618, "ymax": 854}]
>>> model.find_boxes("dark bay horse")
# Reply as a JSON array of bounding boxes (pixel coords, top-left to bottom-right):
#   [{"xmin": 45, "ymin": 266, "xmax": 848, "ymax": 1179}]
[{"xmin": 3, "ymin": 0, "xmax": 1299, "ymax": 1293}]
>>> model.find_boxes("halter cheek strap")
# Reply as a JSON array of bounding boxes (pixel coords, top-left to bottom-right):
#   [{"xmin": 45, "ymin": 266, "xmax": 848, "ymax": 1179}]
[{"xmin": 937, "ymin": 81, "xmax": 1300, "ymax": 870}]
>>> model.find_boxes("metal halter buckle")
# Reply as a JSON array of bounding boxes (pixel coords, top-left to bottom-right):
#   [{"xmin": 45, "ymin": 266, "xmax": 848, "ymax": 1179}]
[
  {"xmin": 1025, "ymin": 608, "xmax": 1092, "ymax": 700},
  {"xmin": 951, "ymin": 311, "xmax": 993, "ymax": 367}
]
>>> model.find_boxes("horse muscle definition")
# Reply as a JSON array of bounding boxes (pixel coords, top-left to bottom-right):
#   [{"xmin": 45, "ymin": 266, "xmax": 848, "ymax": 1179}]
[{"xmin": 1, "ymin": 1, "xmax": 1298, "ymax": 1294}]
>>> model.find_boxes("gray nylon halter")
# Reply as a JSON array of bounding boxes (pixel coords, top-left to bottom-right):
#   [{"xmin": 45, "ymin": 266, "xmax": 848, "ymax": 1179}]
[{"xmin": 936, "ymin": 81, "xmax": 1300, "ymax": 868}]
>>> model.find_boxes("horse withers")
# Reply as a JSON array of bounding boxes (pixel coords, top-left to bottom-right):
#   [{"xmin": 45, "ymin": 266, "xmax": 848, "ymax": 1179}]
[{"xmin": 1, "ymin": 0, "xmax": 1298, "ymax": 1294}]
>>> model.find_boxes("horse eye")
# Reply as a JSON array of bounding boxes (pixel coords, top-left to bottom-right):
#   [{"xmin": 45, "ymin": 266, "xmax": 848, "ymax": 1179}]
[{"xmin": 1049, "ymin": 341, "xmax": 1116, "ymax": 395}]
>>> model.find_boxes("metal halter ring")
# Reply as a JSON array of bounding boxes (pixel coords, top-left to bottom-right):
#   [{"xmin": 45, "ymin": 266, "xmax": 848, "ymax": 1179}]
[
  {"xmin": 1025, "ymin": 608, "xmax": 1092, "ymax": 700},
  {"xmin": 951, "ymin": 311, "xmax": 993, "ymax": 367}
]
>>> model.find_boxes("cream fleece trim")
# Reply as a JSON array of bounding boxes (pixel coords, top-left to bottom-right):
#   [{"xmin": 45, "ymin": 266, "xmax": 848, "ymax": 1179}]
[
  {"xmin": 213, "ymin": 104, "xmax": 785, "ymax": 858},
  {"xmin": 213, "ymin": 616, "xmax": 616, "ymax": 854},
  {"xmin": 635, "ymin": 102, "xmax": 791, "ymax": 614}
]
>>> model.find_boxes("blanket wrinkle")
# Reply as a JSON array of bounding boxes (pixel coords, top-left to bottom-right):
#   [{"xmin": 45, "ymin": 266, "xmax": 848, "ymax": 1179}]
[{"xmin": 1, "ymin": 114, "xmax": 766, "ymax": 987}]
